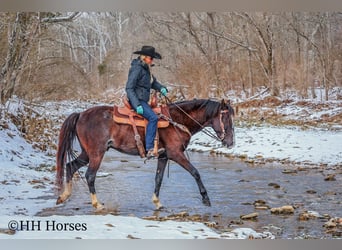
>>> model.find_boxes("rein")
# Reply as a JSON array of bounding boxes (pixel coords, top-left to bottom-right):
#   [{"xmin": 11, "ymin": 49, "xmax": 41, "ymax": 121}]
[{"xmin": 164, "ymin": 96, "xmax": 225, "ymax": 142}]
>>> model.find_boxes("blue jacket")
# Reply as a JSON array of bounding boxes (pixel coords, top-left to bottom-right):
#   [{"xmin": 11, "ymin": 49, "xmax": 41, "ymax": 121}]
[{"xmin": 125, "ymin": 58, "xmax": 166, "ymax": 109}]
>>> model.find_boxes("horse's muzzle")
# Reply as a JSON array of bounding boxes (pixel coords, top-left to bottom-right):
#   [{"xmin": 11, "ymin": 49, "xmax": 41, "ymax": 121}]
[{"xmin": 222, "ymin": 139, "xmax": 234, "ymax": 149}]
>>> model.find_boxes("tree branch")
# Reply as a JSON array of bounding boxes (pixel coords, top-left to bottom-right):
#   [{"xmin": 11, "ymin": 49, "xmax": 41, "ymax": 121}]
[
  {"xmin": 201, "ymin": 29, "xmax": 257, "ymax": 52},
  {"xmin": 41, "ymin": 12, "xmax": 80, "ymax": 23}
]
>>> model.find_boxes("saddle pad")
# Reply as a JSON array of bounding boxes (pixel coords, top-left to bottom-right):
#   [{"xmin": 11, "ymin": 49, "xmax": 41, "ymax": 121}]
[{"xmin": 113, "ymin": 106, "xmax": 169, "ymax": 128}]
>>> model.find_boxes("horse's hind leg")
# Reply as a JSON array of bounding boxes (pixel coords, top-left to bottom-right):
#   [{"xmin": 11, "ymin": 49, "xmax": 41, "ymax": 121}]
[
  {"xmin": 152, "ymin": 156, "xmax": 168, "ymax": 210},
  {"xmin": 57, "ymin": 151, "xmax": 89, "ymax": 205},
  {"xmin": 85, "ymin": 153, "xmax": 105, "ymax": 210}
]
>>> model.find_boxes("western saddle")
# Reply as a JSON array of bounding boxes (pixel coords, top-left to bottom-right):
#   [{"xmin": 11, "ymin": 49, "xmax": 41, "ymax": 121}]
[{"xmin": 113, "ymin": 95, "xmax": 170, "ymax": 158}]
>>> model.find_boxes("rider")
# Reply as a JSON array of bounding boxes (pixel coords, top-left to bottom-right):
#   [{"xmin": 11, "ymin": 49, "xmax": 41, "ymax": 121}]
[{"xmin": 125, "ymin": 45, "xmax": 168, "ymax": 159}]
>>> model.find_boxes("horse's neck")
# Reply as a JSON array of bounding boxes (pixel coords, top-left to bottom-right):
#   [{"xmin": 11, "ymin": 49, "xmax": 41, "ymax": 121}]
[
  {"xmin": 191, "ymin": 112, "xmax": 211, "ymax": 134},
  {"xmin": 175, "ymin": 108, "xmax": 211, "ymax": 135}
]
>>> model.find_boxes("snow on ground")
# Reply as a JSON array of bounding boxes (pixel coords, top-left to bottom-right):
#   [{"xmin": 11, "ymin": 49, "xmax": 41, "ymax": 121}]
[
  {"xmin": 0, "ymin": 94, "xmax": 341, "ymax": 239},
  {"xmin": 0, "ymin": 112, "xmax": 56, "ymax": 216},
  {"xmin": 188, "ymin": 126, "xmax": 342, "ymax": 167},
  {"xmin": 0, "ymin": 215, "xmax": 273, "ymax": 239}
]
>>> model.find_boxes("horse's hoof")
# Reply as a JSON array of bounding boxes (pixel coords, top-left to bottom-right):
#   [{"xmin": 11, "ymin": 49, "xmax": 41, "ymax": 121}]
[
  {"xmin": 94, "ymin": 203, "xmax": 105, "ymax": 211},
  {"xmin": 203, "ymin": 198, "xmax": 211, "ymax": 207},
  {"xmin": 56, "ymin": 197, "xmax": 64, "ymax": 205},
  {"xmin": 154, "ymin": 205, "xmax": 165, "ymax": 211}
]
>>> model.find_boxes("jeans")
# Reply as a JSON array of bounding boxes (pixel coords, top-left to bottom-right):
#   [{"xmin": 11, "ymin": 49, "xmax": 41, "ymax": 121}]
[{"xmin": 140, "ymin": 101, "xmax": 158, "ymax": 151}]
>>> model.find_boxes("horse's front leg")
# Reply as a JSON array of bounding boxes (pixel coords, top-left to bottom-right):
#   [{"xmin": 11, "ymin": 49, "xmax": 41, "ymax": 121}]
[
  {"xmin": 152, "ymin": 156, "xmax": 168, "ymax": 210},
  {"xmin": 171, "ymin": 153, "xmax": 211, "ymax": 207}
]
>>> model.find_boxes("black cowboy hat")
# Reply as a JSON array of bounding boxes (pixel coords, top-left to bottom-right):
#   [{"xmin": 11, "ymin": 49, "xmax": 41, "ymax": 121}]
[{"xmin": 133, "ymin": 45, "xmax": 162, "ymax": 59}]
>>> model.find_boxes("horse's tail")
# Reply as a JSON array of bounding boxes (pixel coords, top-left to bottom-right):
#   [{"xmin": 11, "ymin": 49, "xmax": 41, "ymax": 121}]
[{"xmin": 56, "ymin": 112, "xmax": 80, "ymax": 190}]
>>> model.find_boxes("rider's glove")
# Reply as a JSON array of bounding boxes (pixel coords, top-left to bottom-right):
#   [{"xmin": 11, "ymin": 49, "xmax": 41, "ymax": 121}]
[
  {"xmin": 136, "ymin": 105, "xmax": 143, "ymax": 115},
  {"xmin": 160, "ymin": 87, "xmax": 168, "ymax": 96}
]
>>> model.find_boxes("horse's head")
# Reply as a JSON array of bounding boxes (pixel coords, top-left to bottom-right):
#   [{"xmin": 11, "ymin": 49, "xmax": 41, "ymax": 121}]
[{"xmin": 212, "ymin": 99, "xmax": 235, "ymax": 148}]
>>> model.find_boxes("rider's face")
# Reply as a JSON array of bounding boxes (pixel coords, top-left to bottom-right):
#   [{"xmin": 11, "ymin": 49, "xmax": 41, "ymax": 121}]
[{"xmin": 144, "ymin": 56, "xmax": 153, "ymax": 65}]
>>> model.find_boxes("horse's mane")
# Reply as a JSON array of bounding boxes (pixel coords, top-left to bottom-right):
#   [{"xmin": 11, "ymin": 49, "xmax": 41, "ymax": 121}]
[{"xmin": 169, "ymin": 99, "xmax": 222, "ymax": 120}]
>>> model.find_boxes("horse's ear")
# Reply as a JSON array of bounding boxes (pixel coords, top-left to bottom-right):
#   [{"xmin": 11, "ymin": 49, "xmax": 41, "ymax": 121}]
[
  {"xmin": 220, "ymin": 99, "xmax": 226, "ymax": 108},
  {"xmin": 220, "ymin": 99, "xmax": 230, "ymax": 107}
]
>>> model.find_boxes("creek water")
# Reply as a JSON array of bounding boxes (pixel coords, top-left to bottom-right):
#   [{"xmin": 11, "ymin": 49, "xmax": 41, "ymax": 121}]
[{"xmin": 38, "ymin": 150, "xmax": 342, "ymax": 239}]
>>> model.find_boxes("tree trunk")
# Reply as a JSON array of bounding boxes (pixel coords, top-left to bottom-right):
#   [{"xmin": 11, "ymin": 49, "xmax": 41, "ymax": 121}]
[{"xmin": 0, "ymin": 13, "xmax": 39, "ymax": 104}]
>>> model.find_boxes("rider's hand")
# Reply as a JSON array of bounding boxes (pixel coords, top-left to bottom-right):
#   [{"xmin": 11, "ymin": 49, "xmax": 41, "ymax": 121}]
[
  {"xmin": 161, "ymin": 87, "xmax": 168, "ymax": 96},
  {"xmin": 136, "ymin": 105, "xmax": 143, "ymax": 115}
]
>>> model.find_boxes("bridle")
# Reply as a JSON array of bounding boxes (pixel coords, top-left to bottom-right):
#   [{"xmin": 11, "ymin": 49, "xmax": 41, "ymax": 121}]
[
  {"xmin": 218, "ymin": 110, "xmax": 231, "ymax": 141},
  {"xmin": 164, "ymin": 96, "xmax": 231, "ymax": 142}
]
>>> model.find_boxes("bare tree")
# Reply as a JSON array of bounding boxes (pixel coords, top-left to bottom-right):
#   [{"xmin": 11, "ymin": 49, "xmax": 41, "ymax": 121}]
[
  {"xmin": 240, "ymin": 13, "xmax": 280, "ymax": 96},
  {"xmin": 289, "ymin": 12, "xmax": 341, "ymax": 100},
  {"xmin": 1, "ymin": 12, "xmax": 341, "ymax": 101},
  {"xmin": 0, "ymin": 12, "xmax": 80, "ymax": 103},
  {"xmin": 0, "ymin": 13, "xmax": 39, "ymax": 103}
]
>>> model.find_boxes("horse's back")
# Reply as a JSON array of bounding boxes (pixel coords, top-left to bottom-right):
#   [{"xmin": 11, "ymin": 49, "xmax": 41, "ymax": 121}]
[
  {"xmin": 76, "ymin": 105, "xmax": 115, "ymax": 142},
  {"xmin": 77, "ymin": 105, "xmax": 113, "ymax": 123}
]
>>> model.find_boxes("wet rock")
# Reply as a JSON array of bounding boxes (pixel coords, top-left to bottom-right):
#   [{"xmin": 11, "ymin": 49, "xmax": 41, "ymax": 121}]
[
  {"xmin": 270, "ymin": 205, "xmax": 295, "ymax": 215},
  {"xmin": 229, "ymin": 219, "xmax": 244, "ymax": 225},
  {"xmin": 253, "ymin": 200, "xmax": 270, "ymax": 210},
  {"xmin": 332, "ymin": 231, "xmax": 342, "ymax": 237},
  {"xmin": 324, "ymin": 174, "xmax": 336, "ymax": 181},
  {"xmin": 255, "ymin": 206, "xmax": 270, "ymax": 210},
  {"xmin": 298, "ymin": 210, "xmax": 321, "ymax": 221},
  {"xmin": 142, "ymin": 215, "xmax": 158, "ymax": 221},
  {"xmin": 172, "ymin": 211, "xmax": 189, "ymax": 218},
  {"xmin": 253, "ymin": 200, "xmax": 266, "ymax": 206},
  {"xmin": 187, "ymin": 214, "xmax": 203, "ymax": 222},
  {"xmin": 204, "ymin": 221, "xmax": 218, "ymax": 228},
  {"xmin": 268, "ymin": 183, "xmax": 280, "ymax": 189},
  {"xmin": 144, "ymin": 211, "xmax": 211, "ymax": 224},
  {"xmin": 282, "ymin": 169, "xmax": 297, "ymax": 174},
  {"xmin": 322, "ymin": 214, "xmax": 332, "ymax": 220},
  {"xmin": 324, "ymin": 218, "xmax": 337, "ymax": 228},
  {"xmin": 224, "ymin": 153, "xmax": 235, "ymax": 159},
  {"xmin": 238, "ymin": 154, "xmax": 248, "ymax": 159},
  {"xmin": 338, "ymin": 218, "xmax": 342, "ymax": 225},
  {"xmin": 244, "ymin": 159, "xmax": 255, "ymax": 164},
  {"xmin": 323, "ymin": 191, "xmax": 337, "ymax": 196},
  {"xmin": 240, "ymin": 212, "xmax": 258, "ymax": 220},
  {"xmin": 323, "ymin": 217, "xmax": 342, "ymax": 233}
]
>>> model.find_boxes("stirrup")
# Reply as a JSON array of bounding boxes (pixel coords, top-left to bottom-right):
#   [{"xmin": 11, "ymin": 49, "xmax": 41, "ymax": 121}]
[{"xmin": 146, "ymin": 148, "xmax": 165, "ymax": 160}]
